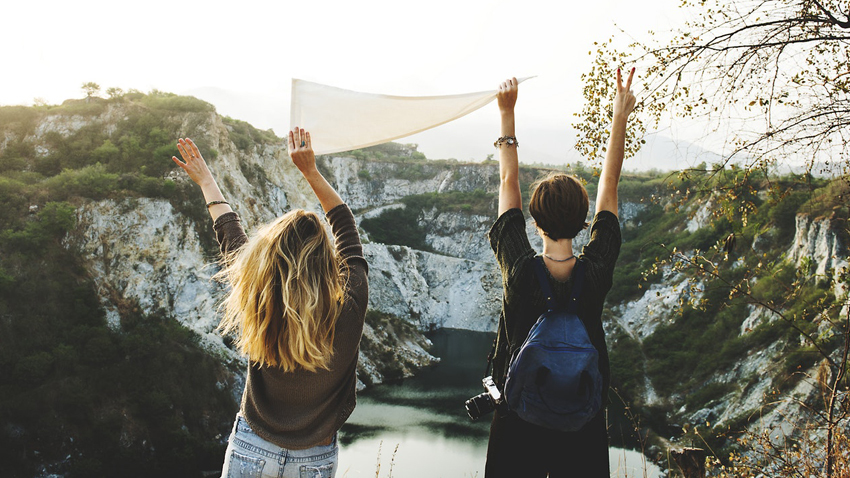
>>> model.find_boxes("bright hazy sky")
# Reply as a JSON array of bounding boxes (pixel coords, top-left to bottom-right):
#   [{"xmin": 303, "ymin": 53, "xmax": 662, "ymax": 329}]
[{"xmin": 3, "ymin": 0, "xmax": 701, "ymax": 167}]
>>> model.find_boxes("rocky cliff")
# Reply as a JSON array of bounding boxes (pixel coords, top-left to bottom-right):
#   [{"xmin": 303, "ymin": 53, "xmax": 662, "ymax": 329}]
[{"xmin": 608, "ymin": 201, "xmax": 849, "ymax": 460}]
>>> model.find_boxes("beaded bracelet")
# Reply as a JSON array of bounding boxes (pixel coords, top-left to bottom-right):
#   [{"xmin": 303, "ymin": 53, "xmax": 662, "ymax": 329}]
[
  {"xmin": 206, "ymin": 200, "xmax": 229, "ymax": 208},
  {"xmin": 494, "ymin": 136, "xmax": 519, "ymax": 148}
]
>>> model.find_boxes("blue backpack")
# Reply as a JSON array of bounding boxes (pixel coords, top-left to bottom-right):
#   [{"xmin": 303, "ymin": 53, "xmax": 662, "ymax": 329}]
[{"xmin": 503, "ymin": 256, "xmax": 603, "ymax": 431}]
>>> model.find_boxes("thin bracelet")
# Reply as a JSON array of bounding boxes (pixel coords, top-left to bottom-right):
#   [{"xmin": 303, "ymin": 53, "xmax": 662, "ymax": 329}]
[{"xmin": 206, "ymin": 200, "xmax": 229, "ymax": 208}]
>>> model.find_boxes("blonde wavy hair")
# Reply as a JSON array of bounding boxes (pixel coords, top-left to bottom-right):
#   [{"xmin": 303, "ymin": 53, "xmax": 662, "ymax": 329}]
[{"xmin": 215, "ymin": 209, "xmax": 346, "ymax": 372}]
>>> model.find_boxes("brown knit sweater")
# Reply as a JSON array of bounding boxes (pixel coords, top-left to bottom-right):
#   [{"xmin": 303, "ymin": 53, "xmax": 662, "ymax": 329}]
[{"xmin": 213, "ymin": 204, "xmax": 369, "ymax": 450}]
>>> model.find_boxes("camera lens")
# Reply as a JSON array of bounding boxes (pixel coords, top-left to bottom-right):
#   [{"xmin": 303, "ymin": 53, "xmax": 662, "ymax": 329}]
[{"xmin": 465, "ymin": 392, "xmax": 495, "ymax": 420}]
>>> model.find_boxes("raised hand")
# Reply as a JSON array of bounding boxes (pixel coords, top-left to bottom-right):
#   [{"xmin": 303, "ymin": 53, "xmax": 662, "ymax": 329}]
[
  {"xmin": 289, "ymin": 127, "xmax": 316, "ymax": 174},
  {"xmin": 496, "ymin": 77, "xmax": 521, "ymax": 215},
  {"xmin": 173, "ymin": 138, "xmax": 215, "ymax": 187},
  {"xmin": 497, "ymin": 77, "xmax": 518, "ymax": 114},
  {"xmin": 596, "ymin": 67, "xmax": 638, "ymax": 217},
  {"xmin": 172, "ymin": 138, "xmax": 231, "ymax": 220},
  {"xmin": 288, "ymin": 127, "xmax": 343, "ymax": 213},
  {"xmin": 613, "ymin": 67, "xmax": 637, "ymax": 120}
]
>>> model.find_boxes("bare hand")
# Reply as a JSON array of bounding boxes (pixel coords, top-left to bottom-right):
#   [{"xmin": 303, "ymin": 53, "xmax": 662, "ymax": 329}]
[
  {"xmin": 173, "ymin": 138, "xmax": 215, "ymax": 187},
  {"xmin": 289, "ymin": 127, "xmax": 316, "ymax": 174},
  {"xmin": 497, "ymin": 77, "xmax": 518, "ymax": 113},
  {"xmin": 613, "ymin": 67, "xmax": 637, "ymax": 120}
]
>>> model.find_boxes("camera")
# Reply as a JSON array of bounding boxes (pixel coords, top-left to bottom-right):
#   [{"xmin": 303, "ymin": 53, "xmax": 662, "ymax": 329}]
[{"xmin": 465, "ymin": 376, "xmax": 508, "ymax": 420}]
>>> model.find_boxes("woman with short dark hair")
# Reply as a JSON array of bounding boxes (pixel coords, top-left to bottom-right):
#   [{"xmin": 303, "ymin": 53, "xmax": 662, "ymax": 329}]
[{"xmin": 485, "ymin": 71, "xmax": 636, "ymax": 477}]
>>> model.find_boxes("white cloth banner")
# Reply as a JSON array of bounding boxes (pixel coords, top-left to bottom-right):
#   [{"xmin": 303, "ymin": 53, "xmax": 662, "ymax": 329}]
[{"xmin": 289, "ymin": 78, "xmax": 531, "ymax": 155}]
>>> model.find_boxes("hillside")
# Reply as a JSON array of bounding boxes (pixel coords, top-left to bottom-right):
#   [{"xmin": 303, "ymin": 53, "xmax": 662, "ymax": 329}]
[{"xmin": 0, "ymin": 92, "xmax": 846, "ymax": 476}]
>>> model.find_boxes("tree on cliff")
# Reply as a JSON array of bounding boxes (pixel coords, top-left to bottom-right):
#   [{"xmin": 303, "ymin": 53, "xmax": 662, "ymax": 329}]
[
  {"xmin": 81, "ymin": 82, "xmax": 101, "ymax": 101},
  {"xmin": 105, "ymin": 87, "xmax": 123, "ymax": 99},
  {"xmin": 574, "ymin": 1, "xmax": 850, "ymax": 475}
]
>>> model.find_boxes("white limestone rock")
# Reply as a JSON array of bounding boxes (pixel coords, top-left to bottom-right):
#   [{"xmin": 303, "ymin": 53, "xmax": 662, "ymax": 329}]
[
  {"xmin": 787, "ymin": 213, "xmax": 848, "ymax": 279},
  {"xmin": 364, "ymin": 244, "xmax": 501, "ymax": 332}
]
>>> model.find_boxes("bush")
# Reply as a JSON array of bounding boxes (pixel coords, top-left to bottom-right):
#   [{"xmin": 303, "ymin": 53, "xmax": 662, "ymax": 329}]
[
  {"xmin": 1, "ymin": 202, "xmax": 76, "ymax": 251},
  {"xmin": 13, "ymin": 352, "xmax": 54, "ymax": 383},
  {"xmin": 608, "ymin": 332, "xmax": 645, "ymax": 394},
  {"xmin": 223, "ymin": 116, "xmax": 278, "ymax": 151},
  {"xmin": 769, "ymin": 190, "xmax": 810, "ymax": 244},
  {"xmin": 44, "ymin": 163, "xmax": 119, "ymax": 200},
  {"xmin": 139, "ymin": 92, "xmax": 215, "ymax": 113},
  {"xmin": 361, "ymin": 207, "xmax": 430, "ymax": 250},
  {"xmin": 401, "ymin": 189, "xmax": 494, "ymax": 216},
  {"xmin": 54, "ymin": 99, "xmax": 109, "ymax": 116},
  {"xmin": 685, "ymin": 382, "xmax": 735, "ymax": 409},
  {"xmin": 91, "ymin": 139, "xmax": 120, "ymax": 162}
]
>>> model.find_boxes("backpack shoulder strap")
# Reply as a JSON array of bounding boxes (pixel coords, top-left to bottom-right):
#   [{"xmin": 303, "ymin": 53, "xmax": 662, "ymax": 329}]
[
  {"xmin": 532, "ymin": 256, "xmax": 557, "ymax": 311},
  {"xmin": 532, "ymin": 255, "xmax": 587, "ymax": 313},
  {"xmin": 566, "ymin": 259, "xmax": 586, "ymax": 314}
]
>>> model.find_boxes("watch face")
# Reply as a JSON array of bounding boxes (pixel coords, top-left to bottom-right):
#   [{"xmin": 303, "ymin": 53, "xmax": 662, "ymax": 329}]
[{"xmin": 507, "ymin": 138, "xmax": 515, "ymax": 145}]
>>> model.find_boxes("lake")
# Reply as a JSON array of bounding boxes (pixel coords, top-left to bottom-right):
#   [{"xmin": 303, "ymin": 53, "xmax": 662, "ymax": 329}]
[{"xmin": 337, "ymin": 329, "xmax": 662, "ymax": 478}]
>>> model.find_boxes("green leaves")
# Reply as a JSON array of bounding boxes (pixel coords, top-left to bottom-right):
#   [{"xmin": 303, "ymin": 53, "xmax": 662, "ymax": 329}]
[{"xmin": 573, "ymin": 38, "xmax": 647, "ymax": 167}]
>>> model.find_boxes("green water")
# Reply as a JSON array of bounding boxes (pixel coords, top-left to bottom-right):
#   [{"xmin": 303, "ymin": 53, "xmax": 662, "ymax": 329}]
[{"xmin": 337, "ymin": 329, "xmax": 662, "ymax": 478}]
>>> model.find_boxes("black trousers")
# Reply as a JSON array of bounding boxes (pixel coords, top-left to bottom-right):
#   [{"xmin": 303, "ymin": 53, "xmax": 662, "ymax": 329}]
[{"xmin": 484, "ymin": 410, "xmax": 609, "ymax": 478}]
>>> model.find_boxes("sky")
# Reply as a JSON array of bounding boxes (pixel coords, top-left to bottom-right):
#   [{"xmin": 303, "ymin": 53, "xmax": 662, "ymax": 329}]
[{"xmin": 2, "ymin": 0, "xmax": 708, "ymax": 169}]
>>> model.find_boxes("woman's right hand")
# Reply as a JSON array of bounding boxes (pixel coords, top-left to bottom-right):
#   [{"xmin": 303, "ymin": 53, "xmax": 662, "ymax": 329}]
[
  {"xmin": 173, "ymin": 138, "xmax": 215, "ymax": 187},
  {"xmin": 288, "ymin": 127, "xmax": 344, "ymax": 212},
  {"xmin": 613, "ymin": 68, "xmax": 637, "ymax": 120},
  {"xmin": 289, "ymin": 127, "xmax": 316, "ymax": 175},
  {"xmin": 497, "ymin": 77, "xmax": 518, "ymax": 114}
]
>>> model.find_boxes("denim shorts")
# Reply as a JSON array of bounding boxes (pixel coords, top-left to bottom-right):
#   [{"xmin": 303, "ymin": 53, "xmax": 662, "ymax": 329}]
[{"xmin": 220, "ymin": 415, "xmax": 338, "ymax": 478}]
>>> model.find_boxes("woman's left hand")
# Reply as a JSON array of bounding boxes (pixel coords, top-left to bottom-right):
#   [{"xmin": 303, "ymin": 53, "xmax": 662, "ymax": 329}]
[{"xmin": 173, "ymin": 138, "xmax": 215, "ymax": 188}]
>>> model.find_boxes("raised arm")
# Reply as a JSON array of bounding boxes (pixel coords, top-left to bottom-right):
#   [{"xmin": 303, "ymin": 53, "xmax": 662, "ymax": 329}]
[
  {"xmin": 173, "ymin": 138, "xmax": 233, "ymax": 222},
  {"xmin": 497, "ymin": 78, "xmax": 521, "ymax": 216},
  {"xmin": 289, "ymin": 127, "xmax": 344, "ymax": 213},
  {"xmin": 596, "ymin": 68, "xmax": 637, "ymax": 217}
]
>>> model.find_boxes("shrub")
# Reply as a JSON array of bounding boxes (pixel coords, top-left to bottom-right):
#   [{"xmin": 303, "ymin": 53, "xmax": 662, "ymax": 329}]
[
  {"xmin": 608, "ymin": 332, "xmax": 645, "ymax": 394},
  {"xmin": 54, "ymin": 98, "xmax": 109, "ymax": 116},
  {"xmin": 223, "ymin": 116, "xmax": 278, "ymax": 151},
  {"xmin": 139, "ymin": 92, "xmax": 215, "ymax": 113},
  {"xmin": 361, "ymin": 207, "xmax": 430, "ymax": 250},
  {"xmin": 1, "ymin": 202, "xmax": 76, "ymax": 251},
  {"xmin": 44, "ymin": 163, "xmax": 119, "ymax": 200},
  {"xmin": 91, "ymin": 139, "xmax": 120, "ymax": 162},
  {"xmin": 401, "ymin": 189, "xmax": 494, "ymax": 216},
  {"xmin": 768, "ymin": 190, "xmax": 810, "ymax": 244},
  {"xmin": 13, "ymin": 352, "xmax": 54, "ymax": 383}
]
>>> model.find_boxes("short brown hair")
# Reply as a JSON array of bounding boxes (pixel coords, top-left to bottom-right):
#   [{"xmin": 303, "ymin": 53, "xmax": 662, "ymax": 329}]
[{"xmin": 529, "ymin": 173, "xmax": 589, "ymax": 240}]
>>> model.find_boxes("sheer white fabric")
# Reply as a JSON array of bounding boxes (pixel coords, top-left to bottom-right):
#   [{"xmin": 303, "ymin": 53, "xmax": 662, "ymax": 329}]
[{"xmin": 289, "ymin": 78, "xmax": 530, "ymax": 155}]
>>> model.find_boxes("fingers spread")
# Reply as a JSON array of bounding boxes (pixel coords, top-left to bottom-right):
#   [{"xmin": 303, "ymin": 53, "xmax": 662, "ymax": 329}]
[
  {"xmin": 171, "ymin": 156, "xmax": 187, "ymax": 170},
  {"xmin": 177, "ymin": 142, "xmax": 189, "ymax": 161},
  {"xmin": 188, "ymin": 138, "xmax": 202, "ymax": 158}
]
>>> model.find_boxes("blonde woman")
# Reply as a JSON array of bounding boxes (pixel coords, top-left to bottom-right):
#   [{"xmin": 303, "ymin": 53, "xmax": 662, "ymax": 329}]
[{"xmin": 172, "ymin": 128, "xmax": 368, "ymax": 478}]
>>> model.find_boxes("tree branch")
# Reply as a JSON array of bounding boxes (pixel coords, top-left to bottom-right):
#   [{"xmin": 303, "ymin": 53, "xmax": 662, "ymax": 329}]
[
  {"xmin": 698, "ymin": 35, "xmax": 850, "ymax": 52},
  {"xmin": 812, "ymin": 0, "xmax": 850, "ymax": 29}
]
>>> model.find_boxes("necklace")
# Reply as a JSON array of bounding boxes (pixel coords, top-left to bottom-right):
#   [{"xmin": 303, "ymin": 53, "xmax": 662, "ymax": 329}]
[{"xmin": 542, "ymin": 253, "xmax": 575, "ymax": 263}]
